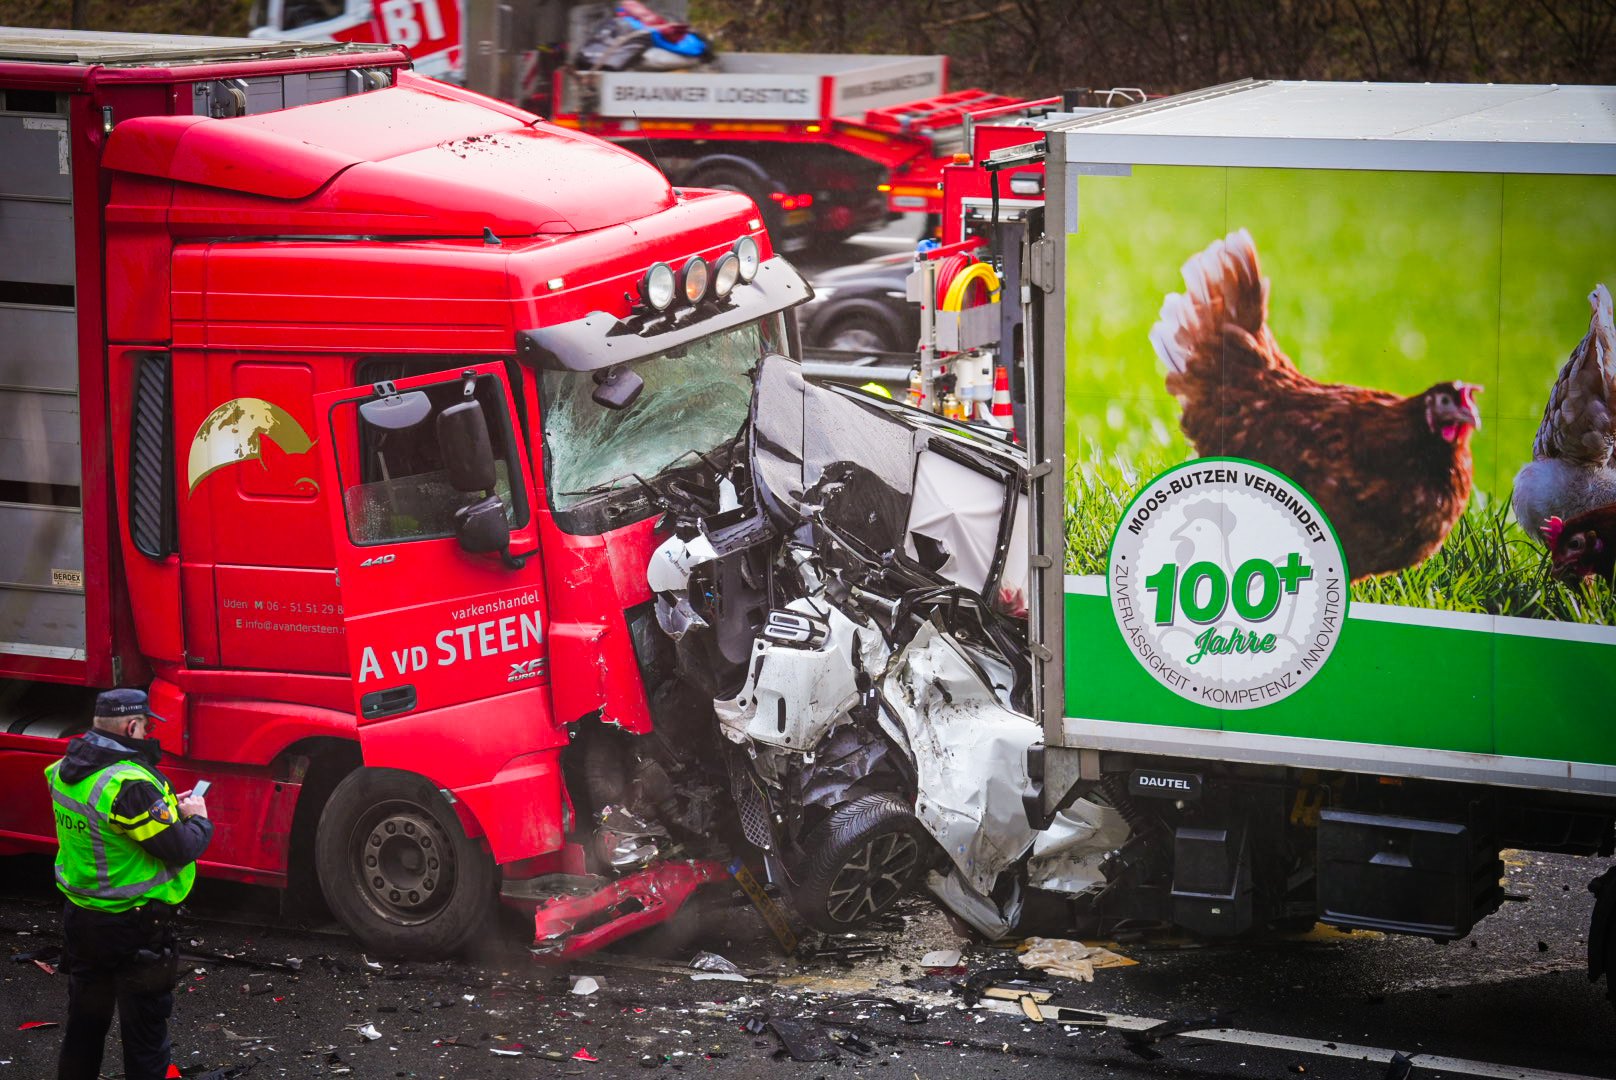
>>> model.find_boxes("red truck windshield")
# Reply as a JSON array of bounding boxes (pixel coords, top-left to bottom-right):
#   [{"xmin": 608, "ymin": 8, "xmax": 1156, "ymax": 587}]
[{"xmin": 538, "ymin": 316, "xmax": 787, "ymax": 512}]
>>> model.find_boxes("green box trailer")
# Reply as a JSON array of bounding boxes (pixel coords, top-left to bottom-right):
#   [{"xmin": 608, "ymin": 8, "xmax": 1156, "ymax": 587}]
[{"xmin": 1015, "ymin": 81, "xmax": 1616, "ymax": 957}]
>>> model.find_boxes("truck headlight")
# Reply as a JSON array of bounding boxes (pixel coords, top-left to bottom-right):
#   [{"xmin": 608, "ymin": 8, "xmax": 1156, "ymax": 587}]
[
  {"xmin": 712, "ymin": 253, "xmax": 740, "ymax": 297},
  {"xmin": 732, "ymin": 236, "xmax": 759, "ymax": 283},
  {"xmin": 640, "ymin": 262, "xmax": 675, "ymax": 311},
  {"xmin": 681, "ymin": 257, "xmax": 709, "ymax": 304}
]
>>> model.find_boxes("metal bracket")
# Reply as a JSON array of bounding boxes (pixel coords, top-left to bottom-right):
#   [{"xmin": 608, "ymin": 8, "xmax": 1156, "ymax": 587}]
[{"xmin": 1027, "ymin": 237, "xmax": 1056, "ymax": 293}]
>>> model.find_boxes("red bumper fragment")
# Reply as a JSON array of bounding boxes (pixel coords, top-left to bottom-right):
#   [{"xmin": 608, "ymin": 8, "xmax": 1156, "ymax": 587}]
[{"xmin": 530, "ymin": 859, "xmax": 727, "ymax": 958}]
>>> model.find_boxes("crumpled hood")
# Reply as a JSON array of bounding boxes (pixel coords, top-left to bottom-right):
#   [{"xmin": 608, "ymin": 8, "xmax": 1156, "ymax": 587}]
[{"xmin": 55, "ymin": 729, "xmax": 161, "ymax": 786}]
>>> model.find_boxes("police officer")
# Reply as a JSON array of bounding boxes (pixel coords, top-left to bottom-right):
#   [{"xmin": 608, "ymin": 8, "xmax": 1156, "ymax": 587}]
[{"xmin": 47, "ymin": 688, "xmax": 213, "ymax": 1080}]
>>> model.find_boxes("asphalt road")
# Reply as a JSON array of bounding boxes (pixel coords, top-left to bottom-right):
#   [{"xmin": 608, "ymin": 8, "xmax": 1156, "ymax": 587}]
[{"xmin": 2, "ymin": 846, "xmax": 1612, "ymax": 1079}]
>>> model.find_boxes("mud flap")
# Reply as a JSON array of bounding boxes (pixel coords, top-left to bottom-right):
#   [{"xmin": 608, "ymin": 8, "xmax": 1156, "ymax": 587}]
[{"xmin": 530, "ymin": 859, "xmax": 727, "ymax": 958}]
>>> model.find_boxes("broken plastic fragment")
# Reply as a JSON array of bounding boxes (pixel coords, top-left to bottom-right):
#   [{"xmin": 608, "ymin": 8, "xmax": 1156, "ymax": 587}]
[
  {"xmin": 690, "ymin": 950, "xmax": 741, "ymax": 975},
  {"xmin": 920, "ymin": 949, "xmax": 962, "ymax": 969},
  {"xmin": 572, "ymin": 1047, "xmax": 599, "ymax": 1062},
  {"xmin": 571, "ymin": 975, "xmax": 600, "ymax": 996},
  {"xmin": 353, "ymin": 1023, "xmax": 382, "ymax": 1041},
  {"xmin": 1018, "ymin": 937, "xmax": 1131, "ymax": 982},
  {"xmin": 17, "ymin": 1020, "xmax": 58, "ymax": 1030},
  {"xmin": 489, "ymin": 1047, "xmax": 523, "ymax": 1057}
]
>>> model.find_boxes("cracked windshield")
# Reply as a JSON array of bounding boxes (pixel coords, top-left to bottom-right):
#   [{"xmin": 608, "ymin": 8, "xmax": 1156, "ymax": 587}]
[{"xmin": 539, "ymin": 316, "xmax": 786, "ymax": 510}]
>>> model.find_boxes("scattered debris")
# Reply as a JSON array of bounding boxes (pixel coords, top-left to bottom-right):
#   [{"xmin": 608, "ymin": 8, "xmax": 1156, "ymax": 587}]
[
  {"xmin": 1043, "ymin": 1006, "xmax": 1109, "ymax": 1026},
  {"xmin": 349, "ymin": 1023, "xmax": 382, "ymax": 1041},
  {"xmin": 1018, "ymin": 937, "xmax": 1133, "ymax": 982},
  {"xmin": 489, "ymin": 1047, "xmax": 523, "ymax": 1057},
  {"xmin": 769, "ymin": 1018, "xmax": 840, "ymax": 1062},
  {"xmin": 1119, "ymin": 1012, "xmax": 1235, "ymax": 1061},
  {"xmin": 962, "ymin": 967, "xmax": 1043, "ymax": 1006},
  {"xmin": 179, "ymin": 946, "xmax": 301, "ymax": 973},
  {"xmin": 571, "ymin": 975, "xmax": 601, "ymax": 996},
  {"xmin": 798, "ymin": 938, "xmax": 889, "ymax": 965},
  {"xmin": 985, "ymin": 983, "xmax": 1052, "ymax": 1003},
  {"xmin": 571, "ymin": 1047, "xmax": 599, "ymax": 1062},
  {"xmin": 920, "ymin": 949, "xmax": 961, "ymax": 969},
  {"xmin": 691, "ymin": 972, "xmax": 748, "ymax": 982},
  {"xmin": 1385, "ymin": 1051, "xmax": 1415, "ymax": 1079},
  {"xmin": 17, "ymin": 1020, "xmax": 58, "ymax": 1031},
  {"xmin": 690, "ymin": 950, "xmax": 741, "ymax": 975},
  {"xmin": 10, "ymin": 945, "xmax": 62, "ymax": 966}
]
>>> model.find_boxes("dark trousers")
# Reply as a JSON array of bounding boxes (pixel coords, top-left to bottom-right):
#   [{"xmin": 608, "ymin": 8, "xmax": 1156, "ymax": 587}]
[{"xmin": 58, "ymin": 901, "xmax": 180, "ymax": 1080}]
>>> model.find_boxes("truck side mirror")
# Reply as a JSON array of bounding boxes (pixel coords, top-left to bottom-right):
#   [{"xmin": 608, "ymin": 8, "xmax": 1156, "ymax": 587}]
[
  {"xmin": 437, "ymin": 401, "xmax": 498, "ymax": 492},
  {"xmin": 592, "ymin": 365, "xmax": 644, "ymax": 410},
  {"xmin": 453, "ymin": 495, "xmax": 511, "ymax": 554}
]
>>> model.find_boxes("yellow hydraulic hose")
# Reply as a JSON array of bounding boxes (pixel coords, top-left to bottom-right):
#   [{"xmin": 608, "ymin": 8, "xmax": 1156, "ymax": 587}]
[{"xmin": 940, "ymin": 261, "xmax": 1001, "ymax": 311}]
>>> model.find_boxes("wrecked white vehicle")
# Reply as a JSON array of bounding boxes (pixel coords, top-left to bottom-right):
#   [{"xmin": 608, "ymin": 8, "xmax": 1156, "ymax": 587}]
[{"xmin": 647, "ymin": 355, "xmax": 1125, "ymax": 936}]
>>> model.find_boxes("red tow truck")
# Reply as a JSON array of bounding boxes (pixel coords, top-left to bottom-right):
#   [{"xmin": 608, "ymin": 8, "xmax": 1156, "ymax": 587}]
[
  {"xmin": 247, "ymin": 0, "xmax": 1047, "ymax": 247},
  {"xmin": 0, "ymin": 26, "xmax": 810, "ymax": 957}
]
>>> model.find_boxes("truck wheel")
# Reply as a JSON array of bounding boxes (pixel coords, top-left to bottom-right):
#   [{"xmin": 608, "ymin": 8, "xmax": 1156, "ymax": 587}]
[
  {"xmin": 792, "ymin": 793, "xmax": 928, "ymax": 932},
  {"xmin": 690, "ymin": 167, "xmax": 782, "ymax": 240},
  {"xmin": 315, "ymin": 768, "xmax": 496, "ymax": 959}
]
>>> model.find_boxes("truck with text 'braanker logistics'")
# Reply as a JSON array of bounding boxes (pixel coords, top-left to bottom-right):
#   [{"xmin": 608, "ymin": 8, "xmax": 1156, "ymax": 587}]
[
  {"xmin": 246, "ymin": 0, "xmax": 1052, "ymax": 248},
  {"xmin": 0, "ymin": 26, "xmax": 814, "ymax": 957},
  {"xmin": 890, "ymin": 80, "xmax": 1616, "ymax": 995}
]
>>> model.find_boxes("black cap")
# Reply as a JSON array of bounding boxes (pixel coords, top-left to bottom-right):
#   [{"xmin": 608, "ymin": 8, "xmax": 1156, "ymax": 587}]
[{"xmin": 94, "ymin": 688, "xmax": 164, "ymax": 723}]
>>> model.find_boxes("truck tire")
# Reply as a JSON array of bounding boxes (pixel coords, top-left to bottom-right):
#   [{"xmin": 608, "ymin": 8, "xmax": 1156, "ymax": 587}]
[
  {"xmin": 689, "ymin": 166, "xmax": 781, "ymax": 240},
  {"xmin": 315, "ymin": 768, "xmax": 496, "ymax": 959},
  {"xmin": 792, "ymin": 793, "xmax": 928, "ymax": 933}
]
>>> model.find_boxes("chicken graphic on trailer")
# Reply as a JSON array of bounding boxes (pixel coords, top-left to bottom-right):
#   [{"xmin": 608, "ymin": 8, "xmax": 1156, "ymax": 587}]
[{"xmin": 1150, "ymin": 229, "xmax": 1483, "ymax": 581}]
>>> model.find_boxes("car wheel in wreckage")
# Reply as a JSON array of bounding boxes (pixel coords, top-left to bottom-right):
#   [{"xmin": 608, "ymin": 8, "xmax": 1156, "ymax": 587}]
[{"xmin": 791, "ymin": 792, "xmax": 930, "ymax": 932}]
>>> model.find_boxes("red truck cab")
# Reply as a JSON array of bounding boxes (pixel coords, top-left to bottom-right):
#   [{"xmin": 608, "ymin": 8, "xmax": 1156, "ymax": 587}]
[{"xmin": 0, "ymin": 28, "xmax": 808, "ymax": 956}]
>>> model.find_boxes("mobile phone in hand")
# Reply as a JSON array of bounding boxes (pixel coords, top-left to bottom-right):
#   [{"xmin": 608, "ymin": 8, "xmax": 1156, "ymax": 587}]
[{"xmin": 190, "ymin": 779, "xmax": 211, "ymax": 799}]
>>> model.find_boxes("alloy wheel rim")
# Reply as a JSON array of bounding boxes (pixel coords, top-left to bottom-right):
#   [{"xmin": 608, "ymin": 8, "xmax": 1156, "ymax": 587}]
[{"xmin": 824, "ymin": 830, "xmax": 920, "ymax": 924}]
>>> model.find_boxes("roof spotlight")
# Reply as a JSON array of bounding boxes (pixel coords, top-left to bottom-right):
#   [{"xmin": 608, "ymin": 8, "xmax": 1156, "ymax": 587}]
[
  {"xmin": 732, "ymin": 236, "xmax": 760, "ymax": 283},
  {"xmin": 712, "ymin": 253, "xmax": 740, "ymax": 297},
  {"xmin": 681, "ymin": 257, "xmax": 709, "ymax": 304},
  {"xmin": 640, "ymin": 262, "xmax": 675, "ymax": 311}
]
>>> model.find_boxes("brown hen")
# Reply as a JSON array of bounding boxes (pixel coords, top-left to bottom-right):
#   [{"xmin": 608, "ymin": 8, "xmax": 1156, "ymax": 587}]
[
  {"xmin": 1542, "ymin": 503, "xmax": 1616, "ymax": 584},
  {"xmin": 1148, "ymin": 229, "xmax": 1481, "ymax": 581}
]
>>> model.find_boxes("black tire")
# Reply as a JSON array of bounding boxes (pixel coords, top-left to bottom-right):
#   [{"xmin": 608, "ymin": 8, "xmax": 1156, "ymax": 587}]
[
  {"xmin": 792, "ymin": 793, "xmax": 929, "ymax": 933},
  {"xmin": 690, "ymin": 166, "xmax": 784, "ymax": 241},
  {"xmin": 314, "ymin": 768, "xmax": 497, "ymax": 959},
  {"xmin": 815, "ymin": 310, "xmax": 904, "ymax": 354}
]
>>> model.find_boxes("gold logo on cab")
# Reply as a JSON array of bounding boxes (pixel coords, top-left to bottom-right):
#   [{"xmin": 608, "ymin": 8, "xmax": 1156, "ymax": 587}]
[{"xmin": 187, "ymin": 397, "xmax": 315, "ymax": 495}]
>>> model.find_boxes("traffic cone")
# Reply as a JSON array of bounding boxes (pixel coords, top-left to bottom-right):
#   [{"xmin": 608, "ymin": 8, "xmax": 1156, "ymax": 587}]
[{"xmin": 991, "ymin": 365, "xmax": 1013, "ymax": 421}]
